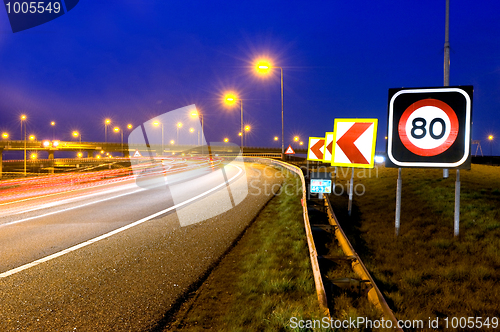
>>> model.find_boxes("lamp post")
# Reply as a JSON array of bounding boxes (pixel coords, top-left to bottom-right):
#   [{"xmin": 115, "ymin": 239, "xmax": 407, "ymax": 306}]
[
  {"xmin": 105, "ymin": 119, "xmax": 111, "ymax": 143},
  {"xmin": 72, "ymin": 131, "xmax": 81, "ymax": 143},
  {"xmin": 21, "ymin": 114, "xmax": 27, "ymax": 176},
  {"xmin": 177, "ymin": 122, "xmax": 183, "ymax": 145},
  {"xmin": 255, "ymin": 59, "xmax": 284, "ymax": 159},
  {"xmin": 114, "ymin": 127, "xmax": 123, "ymax": 155},
  {"xmin": 190, "ymin": 109, "xmax": 204, "ymax": 147},
  {"xmin": 51, "ymin": 121, "xmax": 55, "ymax": 140},
  {"xmin": 224, "ymin": 93, "xmax": 243, "ymax": 152},
  {"xmin": 489, "ymin": 135, "xmax": 494, "ymax": 156},
  {"xmin": 1, "ymin": 132, "xmax": 8, "ymax": 139},
  {"xmin": 73, "ymin": 131, "xmax": 81, "ymax": 158},
  {"xmin": 244, "ymin": 125, "xmax": 250, "ymax": 146},
  {"xmin": 152, "ymin": 120, "xmax": 164, "ymax": 156}
]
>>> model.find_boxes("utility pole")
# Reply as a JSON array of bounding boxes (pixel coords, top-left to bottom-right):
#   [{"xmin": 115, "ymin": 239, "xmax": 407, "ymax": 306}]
[{"xmin": 443, "ymin": 0, "xmax": 450, "ymax": 179}]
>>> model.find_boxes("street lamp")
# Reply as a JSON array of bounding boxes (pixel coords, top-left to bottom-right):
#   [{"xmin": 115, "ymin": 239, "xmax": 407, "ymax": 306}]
[
  {"xmin": 274, "ymin": 136, "xmax": 279, "ymax": 141},
  {"xmin": 29, "ymin": 135, "xmax": 35, "ymax": 141},
  {"xmin": 177, "ymin": 122, "xmax": 183, "ymax": 144},
  {"xmin": 244, "ymin": 125, "xmax": 250, "ymax": 146},
  {"xmin": 489, "ymin": 135, "xmax": 494, "ymax": 156},
  {"xmin": 152, "ymin": 120, "xmax": 164, "ymax": 155},
  {"xmin": 104, "ymin": 119, "xmax": 111, "ymax": 142},
  {"xmin": 114, "ymin": 127, "xmax": 123, "ymax": 155},
  {"xmin": 21, "ymin": 114, "xmax": 27, "ymax": 176},
  {"xmin": 51, "ymin": 121, "xmax": 55, "ymax": 140},
  {"xmin": 294, "ymin": 136, "xmax": 299, "ymax": 142},
  {"xmin": 2, "ymin": 132, "xmax": 8, "ymax": 139},
  {"xmin": 224, "ymin": 92, "xmax": 244, "ymax": 152},
  {"xmin": 224, "ymin": 138, "xmax": 229, "ymax": 143},
  {"xmin": 190, "ymin": 109, "xmax": 204, "ymax": 146},
  {"xmin": 72, "ymin": 131, "xmax": 81, "ymax": 143},
  {"xmin": 255, "ymin": 59, "xmax": 284, "ymax": 158}
]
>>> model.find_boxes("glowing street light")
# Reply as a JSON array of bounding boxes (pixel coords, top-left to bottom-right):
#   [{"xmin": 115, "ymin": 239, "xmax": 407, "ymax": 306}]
[
  {"xmin": 2, "ymin": 132, "xmax": 8, "ymax": 139},
  {"xmin": 21, "ymin": 114, "xmax": 27, "ymax": 176},
  {"xmin": 30, "ymin": 153, "xmax": 37, "ymax": 160},
  {"xmin": 51, "ymin": 121, "xmax": 55, "ymax": 140},
  {"xmin": 127, "ymin": 124, "xmax": 133, "ymax": 130},
  {"xmin": 489, "ymin": 135, "xmax": 494, "ymax": 156},
  {"xmin": 113, "ymin": 127, "xmax": 123, "ymax": 155},
  {"xmin": 254, "ymin": 58, "xmax": 284, "ymax": 158},
  {"xmin": 244, "ymin": 125, "xmax": 251, "ymax": 146},
  {"xmin": 104, "ymin": 118, "xmax": 111, "ymax": 142},
  {"xmin": 152, "ymin": 120, "xmax": 164, "ymax": 154},
  {"xmin": 223, "ymin": 92, "xmax": 244, "ymax": 152},
  {"xmin": 294, "ymin": 136, "xmax": 299, "ymax": 142},
  {"xmin": 29, "ymin": 135, "xmax": 36, "ymax": 141},
  {"xmin": 190, "ymin": 109, "xmax": 204, "ymax": 146},
  {"xmin": 299, "ymin": 141, "xmax": 304, "ymax": 145},
  {"xmin": 177, "ymin": 122, "xmax": 183, "ymax": 144},
  {"xmin": 274, "ymin": 136, "xmax": 279, "ymax": 141},
  {"xmin": 170, "ymin": 140, "xmax": 175, "ymax": 145},
  {"xmin": 72, "ymin": 131, "xmax": 81, "ymax": 143},
  {"xmin": 224, "ymin": 138, "xmax": 229, "ymax": 143}
]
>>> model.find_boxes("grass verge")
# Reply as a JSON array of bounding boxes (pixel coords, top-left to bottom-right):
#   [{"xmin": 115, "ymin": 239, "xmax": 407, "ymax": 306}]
[
  {"xmin": 167, "ymin": 170, "xmax": 327, "ymax": 332},
  {"xmin": 330, "ymin": 164, "xmax": 500, "ymax": 331}
]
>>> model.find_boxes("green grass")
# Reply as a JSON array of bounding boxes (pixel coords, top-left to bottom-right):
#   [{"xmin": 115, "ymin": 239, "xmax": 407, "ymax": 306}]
[
  {"xmin": 169, "ymin": 171, "xmax": 331, "ymax": 332},
  {"xmin": 329, "ymin": 164, "xmax": 500, "ymax": 331}
]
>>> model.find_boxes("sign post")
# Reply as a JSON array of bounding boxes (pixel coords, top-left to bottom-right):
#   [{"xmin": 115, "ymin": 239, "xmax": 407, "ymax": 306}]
[{"xmin": 387, "ymin": 86, "xmax": 473, "ymax": 236}]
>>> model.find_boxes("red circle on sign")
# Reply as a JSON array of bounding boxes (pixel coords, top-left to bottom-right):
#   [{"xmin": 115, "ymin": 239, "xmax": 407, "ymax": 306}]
[{"xmin": 398, "ymin": 98, "xmax": 459, "ymax": 156}]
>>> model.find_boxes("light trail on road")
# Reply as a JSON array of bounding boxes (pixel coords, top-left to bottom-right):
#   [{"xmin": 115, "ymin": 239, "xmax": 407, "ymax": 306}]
[{"xmin": 0, "ymin": 159, "xmax": 283, "ymax": 331}]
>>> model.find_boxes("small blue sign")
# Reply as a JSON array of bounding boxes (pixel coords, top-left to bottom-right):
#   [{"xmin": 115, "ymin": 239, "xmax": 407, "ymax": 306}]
[{"xmin": 310, "ymin": 179, "xmax": 332, "ymax": 194}]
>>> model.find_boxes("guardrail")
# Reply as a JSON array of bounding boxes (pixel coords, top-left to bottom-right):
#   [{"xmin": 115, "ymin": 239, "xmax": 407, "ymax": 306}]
[
  {"xmin": 324, "ymin": 194, "xmax": 403, "ymax": 331},
  {"xmin": 243, "ymin": 157, "xmax": 330, "ymax": 318}
]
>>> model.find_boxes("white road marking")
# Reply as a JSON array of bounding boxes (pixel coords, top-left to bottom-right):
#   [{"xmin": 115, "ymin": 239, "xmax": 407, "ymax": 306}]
[{"xmin": 0, "ymin": 164, "xmax": 243, "ymax": 279}]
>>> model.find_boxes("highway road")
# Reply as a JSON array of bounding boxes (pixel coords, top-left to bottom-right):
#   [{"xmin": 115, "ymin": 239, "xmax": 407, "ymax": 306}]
[{"xmin": 0, "ymin": 159, "xmax": 283, "ymax": 331}]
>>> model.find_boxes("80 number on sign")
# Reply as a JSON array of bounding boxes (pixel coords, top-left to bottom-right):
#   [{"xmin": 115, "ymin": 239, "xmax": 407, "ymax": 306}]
[{"xmin": 399, "ymin": 98, "xmax": 459, "ymax": 157}]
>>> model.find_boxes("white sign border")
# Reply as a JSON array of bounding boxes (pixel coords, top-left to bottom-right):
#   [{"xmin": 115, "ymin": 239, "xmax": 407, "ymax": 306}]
[{"xmin": 388, "ymin": 88, "xmax": 471, "ymax": 168}]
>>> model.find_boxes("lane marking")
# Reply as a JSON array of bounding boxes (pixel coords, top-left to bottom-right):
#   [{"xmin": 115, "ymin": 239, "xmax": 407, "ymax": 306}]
[{"xmin": 0, "ymin": 164, "xmax": 244, "ymax": 279}]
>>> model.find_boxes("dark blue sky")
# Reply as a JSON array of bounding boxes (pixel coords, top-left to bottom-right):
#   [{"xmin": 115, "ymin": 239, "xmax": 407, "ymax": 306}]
[{"xmin": 0, "ymin": 0, "xmax": 499, "ymax": 155}]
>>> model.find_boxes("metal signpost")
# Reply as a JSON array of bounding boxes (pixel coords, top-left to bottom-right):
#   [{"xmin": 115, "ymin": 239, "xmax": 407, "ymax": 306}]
[{"xmin": 386, "ymin": 86, "xmax": 473, "ymax": 236}]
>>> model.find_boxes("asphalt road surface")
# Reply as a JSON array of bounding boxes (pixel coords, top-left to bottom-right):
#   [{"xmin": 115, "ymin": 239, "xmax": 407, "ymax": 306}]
[{"xmin": 0, "ymin": 160, "xmax": 284, "ymax": 331}]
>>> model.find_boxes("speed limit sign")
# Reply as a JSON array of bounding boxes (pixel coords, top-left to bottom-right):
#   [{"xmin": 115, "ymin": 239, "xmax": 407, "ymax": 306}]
[{"xmin": 387, "ymin": 86, "xmax": 472, "ymax": 168}]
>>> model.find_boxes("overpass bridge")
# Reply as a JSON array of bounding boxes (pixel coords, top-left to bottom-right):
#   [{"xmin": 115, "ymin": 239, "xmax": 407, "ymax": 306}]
[{"xmin": 0, "ymin": 140, "xmax": 307, "ymax": 178}]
